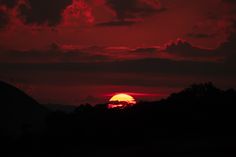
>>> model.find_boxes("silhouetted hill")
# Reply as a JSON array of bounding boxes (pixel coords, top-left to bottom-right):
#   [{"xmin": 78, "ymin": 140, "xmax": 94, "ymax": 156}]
[
  {"xmin": 45, "ymin": 103, "xmax": 76, "ymax": 113},
  {"xmin": 1, "ymin": 81, "xmax": 236, "ymax": 156},
  {"xmin": 0, "ymin": 81, "xmax": 49, "ymax": 136},
  {"xmin": 164, "ymin": 82, "xmax": 236, "ymax": 112}
]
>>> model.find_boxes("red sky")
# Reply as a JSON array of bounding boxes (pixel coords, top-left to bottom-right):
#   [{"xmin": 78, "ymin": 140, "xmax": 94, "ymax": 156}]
[{"xmin": 0, "ymin": 0, "xmax": 236, "ymax": 105}]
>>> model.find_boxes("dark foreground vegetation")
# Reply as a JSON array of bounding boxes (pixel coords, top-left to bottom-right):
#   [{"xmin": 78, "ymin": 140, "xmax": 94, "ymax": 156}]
[{"xmin": 1, "ymin": 81, "xmax": 236, "ymax": 156}]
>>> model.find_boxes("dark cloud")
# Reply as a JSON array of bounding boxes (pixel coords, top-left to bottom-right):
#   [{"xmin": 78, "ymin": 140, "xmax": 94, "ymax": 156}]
[
  {"xmin": 103, "ymin": 0, "xmax": 166, "ymax": 26},
  {"xmin": 222, "ymin": 0, "xmax": 236, "ymax": 3},
  {"xmin": 164, "ymin": 32, "xmax": 236, "ymax": 62},
  {"xmin": 97, "ymin": 20, "xmax": 137, "ymax": 27},
  {"xmin": 0, "ymin": 9, "xmax": 9, "ymax": 29},
  {"xmin": 49, "ymin": 42, "xmax": 61, "ymax": 51},
  {"xmin": 117, "ymin": 47, "xmax": 159, "ymax": 59},
  {"xmin": 132, "ymin": 47, "xmax": 158, "ymax": 53},
  {"xmin": 0, "ymin": 48, "xmax": 110, "ymax": 63},
  {"xmin": 106, "ymin": 0, "xmax": 165, "ymax": 19},
  {"xmin": 19, "ymin": 0, "xmax": 72, "ymax": 26},
  {"xmin": 1, "ymin": 33, "xmax": 236, "ymax": 91},
  {"xmin": 187, "ymin": 33, "xmax": 215, "ymax": 39},
  {"xmin": 164, "ymin": 40, "xmax": 221, "ymax": 60},
  {"xmin": 233, "ymin": 20, "xmax": 236, "ymax": 28},
  {"xmin": 0, "ymin": 58, "xmax": 235, "ymax": 87},
  {"xmin": 217, "ymin": 33, "xmax": 236, "ymax": 52},
  {"xmin": 0, "ymin": 0, "xmax": 17, "ymax": 8},
  {"xmin": 222, "ymin": 0, "xmax": 236, "ymax": 15},
  {"xmin": 0, "ymin": 0, "xmax": 73, "ymax": 27},
  {"xmin": 217, "ymin": 32, "xmax": 236, "ymax": 63}
]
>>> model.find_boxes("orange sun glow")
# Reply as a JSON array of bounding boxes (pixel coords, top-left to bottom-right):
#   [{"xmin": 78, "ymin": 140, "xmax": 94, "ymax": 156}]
[{"xmin": 108, "ymin": 93, "xmax": 136, "ymax": 109}]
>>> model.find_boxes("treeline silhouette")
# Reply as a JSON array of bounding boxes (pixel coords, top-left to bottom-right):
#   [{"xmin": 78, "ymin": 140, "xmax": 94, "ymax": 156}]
[{"xmin": 1, "ymin": 81, "xmax": 236, "ymax": 156}]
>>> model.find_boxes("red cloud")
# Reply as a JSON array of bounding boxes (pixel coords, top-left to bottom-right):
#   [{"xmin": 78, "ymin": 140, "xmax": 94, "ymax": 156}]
[{"xmin": 62, "ymin": 0, "xmax": 95, "ymax": 26}]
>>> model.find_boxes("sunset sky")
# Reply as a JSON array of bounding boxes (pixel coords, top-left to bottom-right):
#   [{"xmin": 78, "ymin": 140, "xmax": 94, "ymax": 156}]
[{"xmin": 0, "ymin": 0, "xmax": 236, "ymax": 105}]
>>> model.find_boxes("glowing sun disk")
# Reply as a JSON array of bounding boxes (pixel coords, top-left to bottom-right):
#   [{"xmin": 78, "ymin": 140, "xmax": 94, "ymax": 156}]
[{"xmin": 108, "ymin": 93, "xmax": 136, "ymax": 109}]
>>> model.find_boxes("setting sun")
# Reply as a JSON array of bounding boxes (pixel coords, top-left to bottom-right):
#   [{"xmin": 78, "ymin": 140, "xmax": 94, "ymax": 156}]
[{"xmin": 108, "ymin": 93, "xmax": 136, "ymax": 109}]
